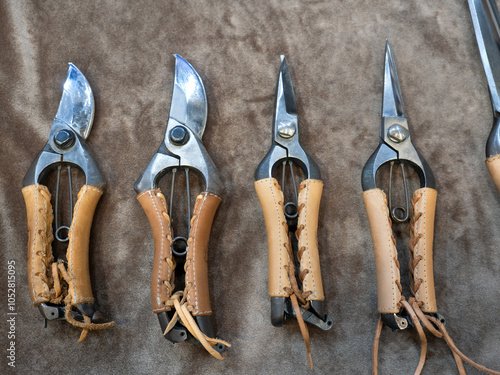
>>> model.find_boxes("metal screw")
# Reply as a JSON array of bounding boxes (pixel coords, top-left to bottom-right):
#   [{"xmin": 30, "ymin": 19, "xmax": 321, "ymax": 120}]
[
  {"xmin": 387, "ymin": 124, "xmax": 408, "ymax": 143},
  {"xmin": 170, "ymin": 126, "xmax": 189, "ymax": 145},
  {"xmin": 54, "ymin": 130, "xmax": 75, "ymax": 149},
  {"xmin": 277, "ymin": 120, "xmax": 296, "ymax": 139}
]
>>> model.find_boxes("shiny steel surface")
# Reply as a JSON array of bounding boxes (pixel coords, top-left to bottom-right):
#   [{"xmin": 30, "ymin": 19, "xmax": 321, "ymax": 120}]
[
  {"xmin": 134, "ymin": 55, "xmax": 223, "ymax": 196},
  {"xmin": 254, "ymin": 55, "xmax": 320, "ymax": 180},
  {"xmin": 361, "ymin": 41, "xmax": 435, "ymax": 191},
  {"xmin": 168, "ymin": 54, "xmax": 207, "ymax": 139},
  {"xmin": 23, "ymin": 64, "xmax": 105, "ymax": 189},
  {"xmin": 468, "ymin": 0, "xmax": 500, "ymax": 114},
  {"xmin": 55, "ymin": 63, "xmax": 95, "ymax": 140},
  {"xmin": 468, "ymin": 0, "xmax": 500, "ymax": 158}
]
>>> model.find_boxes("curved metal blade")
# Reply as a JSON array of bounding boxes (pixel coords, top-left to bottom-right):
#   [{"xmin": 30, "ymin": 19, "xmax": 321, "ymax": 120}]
[
  {"xmin": 382, "ymin": 40, "xmax": 406, "ymax": 119},
  {"xmin": 468, "ymin": 0, "xmax": 500, "ymax": 113},
  {"xmin": 54, "ymin": 63, "xmax": 94, "ymax": 139},
  {"xmin": 168, "ymin": 55, "xmax": 207, "ymax": 139}
]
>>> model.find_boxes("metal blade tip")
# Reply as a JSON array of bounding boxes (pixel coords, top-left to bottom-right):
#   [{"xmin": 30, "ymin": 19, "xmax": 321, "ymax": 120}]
[{"xmin": 382, "ymin": 41, "xmax": 405, "ymax": 118}]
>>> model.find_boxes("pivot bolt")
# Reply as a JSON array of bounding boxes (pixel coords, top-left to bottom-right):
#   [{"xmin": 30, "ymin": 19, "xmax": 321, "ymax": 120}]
[
  {"xmin": 54, "ymin": 129, "xmax": 75, "ymax": 149},
  {"xmin": 277, "ymin": 120, "xmax": 296, "ymax": 139},
  {"xmin": 387, "ymin": 124, "xmax": 408, "ymax": 143},
  {"xmin": 170, "ymin": 126, "xmax": 189, "ymax": 145}
]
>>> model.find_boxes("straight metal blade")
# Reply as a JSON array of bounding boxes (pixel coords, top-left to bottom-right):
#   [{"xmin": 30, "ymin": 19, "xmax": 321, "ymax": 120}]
[
  {"xmin": 468, "ymin": 0, "xmax": 500, "ymax": 113},
  {"xmin": 54, "ymin": 63, "xmax": 94, "ymax": 139},
  {"xmin": 382, "ymin": 40, "xmax": 406, "ymax": 120},
  {"xmin": 273, "ymin": 55, "xmax": 298, "ymax": 141},
  {"xmin": 168, "ymin": 55, "xmax": 207, "ymax": 139}
]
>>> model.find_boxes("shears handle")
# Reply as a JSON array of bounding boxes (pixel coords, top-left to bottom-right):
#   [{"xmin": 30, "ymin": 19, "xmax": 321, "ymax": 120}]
[
  {"xmin": 254, "ymin": 178, "xmax": 325, "ymax": 304},
  {"xmin": 363, "ymin": 187, "xmax": 437, "ymax": 315},
  {"xmin": 137, "ymin": 189, "xmax": 220, "ymax": 317},
  {"xmin": 22, "ymin": 184, "xmax": 102, "ymax": 311},
  {"xmin": 137, "ymin": 188, "xmax": 175, "ymax": 314},
  {"xmin": 409, "ymin": 188, "xmax": 437, "ymax": 313},
  {"xmin": 185, "ymin": 191, "xmax": 221, "ymax": 316},
  {"xmin": 296, "ymin": 179, "xmax": 325, "ymax": 302},
  {"xmin": 486, "ymin": 156, "xmax": 500, "ymax": 192}
]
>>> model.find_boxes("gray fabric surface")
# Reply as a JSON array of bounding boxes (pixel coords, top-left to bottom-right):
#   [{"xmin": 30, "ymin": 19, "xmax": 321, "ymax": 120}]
[{"xmin": 1, "ymin": 1, "xmax": 500, "ymax": 374}]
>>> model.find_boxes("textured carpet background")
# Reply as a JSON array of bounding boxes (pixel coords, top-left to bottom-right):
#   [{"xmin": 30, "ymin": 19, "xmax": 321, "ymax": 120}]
[{"xmin": 1, "ymin": 1, "xmax": 500, "ymax": 374}]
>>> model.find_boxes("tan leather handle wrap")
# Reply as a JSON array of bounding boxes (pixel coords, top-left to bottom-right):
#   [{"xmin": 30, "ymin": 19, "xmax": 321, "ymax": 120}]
[
  {"xmin": 65, "ymin": 185, "xmax": 102, "ymax": 306},
  {"xmin": 363, "ymin": 188, "xmax": 401, "ymax": 313},
  {"xmin": 255, "ymin": 178, "xmax": 291, "ymax": 297},
  {"xmin": 486, "ymin": 155, "xmax": 500, "ymax": 192},
  {"xmin": 137, "ymin": 188, "xmax": 174, "ymax": 313},
  {"xmin": 410, "ymin": 187, "xmax": 438, "ymax": 313},
  {"xmin": 186, "ymin": 192, "xmax": 221, "ymax": 316},
  {"xmin": 22, "ymin": 184, "xmax": 55, "ymax": 306},
  {"xmin": 297, "ymin": 179, "xmax": 325, "ymax": 301}
]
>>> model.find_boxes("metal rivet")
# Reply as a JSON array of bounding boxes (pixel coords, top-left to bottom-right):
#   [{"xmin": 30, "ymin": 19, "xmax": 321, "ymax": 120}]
[
  {"xmin": 54, "ymin": 130, "xmax": 75, "ymax": 149},
  {"xmin": 387, "ymin": 124, "xmax": 408, "ymax": 143},
  {"xmin": 170, "ymin": 126, "xmax": 189, "ymax": 145},
  {"xmin": 277, "ymin": 120, "xmax": 296, "ymax": 139}
]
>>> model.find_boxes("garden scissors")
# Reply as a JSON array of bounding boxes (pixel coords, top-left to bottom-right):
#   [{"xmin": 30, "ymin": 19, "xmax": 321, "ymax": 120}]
[
  {"xmin": 22, "ymin": 63, "xmax": 114, "ymax": 342},
  {"xmin": 362, "ymin": 41, "xmax": 499, "ymax": 375},
  {"xmin": 135, "ymin": 55, "xmax": 229, "ymax": 359},
  {"xmin": 255, "ymin": 55, "xmax": 333, "ymax": 370}
]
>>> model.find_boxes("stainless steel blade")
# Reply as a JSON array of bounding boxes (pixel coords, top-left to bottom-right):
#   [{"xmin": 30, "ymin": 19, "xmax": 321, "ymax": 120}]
[
  {"xmin": 468, "ymin": 0, "xmax": 500, "ymax": 113},
  {"xmin": 53, "ymin": 63, "xmax": 94, "ymax": 140},
  {"xmin": 382, "ymin": 40, "xmax": 406, "ymax": 120},
  {"xmin": 168, "ymin": 55, "xmax": 207, "ymax": 139}
]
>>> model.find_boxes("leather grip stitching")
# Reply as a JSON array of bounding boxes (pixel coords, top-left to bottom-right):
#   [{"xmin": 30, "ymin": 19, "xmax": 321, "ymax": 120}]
[
  {"xmin": 299, "ymin": 180, "xmax": 318, "ymax": 298},
  {"xmin": 68, "ymin": 186, "xmax": 88, "ymax": 303},
  {"xmin": 150, "ymin": 190, "xmax": 167, "ymax": 312},
  {"xmin": 191, "ymin": 193, "xmax": 208, "ymax": 314}
]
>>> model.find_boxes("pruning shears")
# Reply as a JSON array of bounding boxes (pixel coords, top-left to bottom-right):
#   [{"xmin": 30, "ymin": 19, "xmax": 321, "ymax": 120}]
[
  {"xmin": 22, "ymin": 64, "xmax": 114, "ymax": 342},
  {"xmin": 135, "ymin": 55, "xmax": 229, "ymax": 359},
  {"xmin": 255, "ymin": 56, "xmax": 333, "ymax": 369},
  {"xmin": 362, "ymin": 41, "xmax": 499, "ymax": 375}
]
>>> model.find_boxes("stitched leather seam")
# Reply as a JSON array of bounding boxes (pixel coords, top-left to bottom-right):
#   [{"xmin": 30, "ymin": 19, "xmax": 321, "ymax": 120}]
[
  {"xmin": 417, "ymin": 190, "xmax": 427, "ymax": 304},
  {"xmin": 270, "ymin": 179, "xmax": 285, "ymax": 295},
  {"xmin": 300, "ymin": 180, "xmax": 317, "ymax": 299},
  {"xmin": 69, "ymin": 186, "xmax": 87, "ymax": 303},
  {"xmin": 367, "ymin": 189, "xmax": 399, "ymax": 310},
  {"xmin": 32, "ymin": 185, "xmax": 46, "ymax": 304},
  {"xmin": 191, "ymin": 193, "xmax": 208, "ymax": 314},
  {"xmin": 196, "ymin": 310, "xmax": 212, "ymax": 314},
  {"xmin": 150, "ymin": 189, "xmax": 166, "ymax": 308},
  {"xmin": 486, "ymin": 154, "xmax": 500, "ymax": 164}
]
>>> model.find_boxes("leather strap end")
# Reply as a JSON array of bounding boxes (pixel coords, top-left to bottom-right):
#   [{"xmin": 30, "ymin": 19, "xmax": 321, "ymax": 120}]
[{"xmin": 137, "ymin": 188, "xmax": 174, "ymax": 313}]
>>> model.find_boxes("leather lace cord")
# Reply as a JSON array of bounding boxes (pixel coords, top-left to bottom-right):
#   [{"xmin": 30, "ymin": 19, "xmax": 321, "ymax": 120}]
[
  {"xmin": 284, "ymin": 232, "xmax": 313, "ymax": 370},
  {"xmin": 163, "ymin": 287, "xmax": 231, "ymax": 360},
  {"xmin": 55, "ymin": 262, "xmax": 115, "ymax": 343},
  {"xmin": 373, "ymin": 192, "xmax": 500, "ymax": 374}
]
